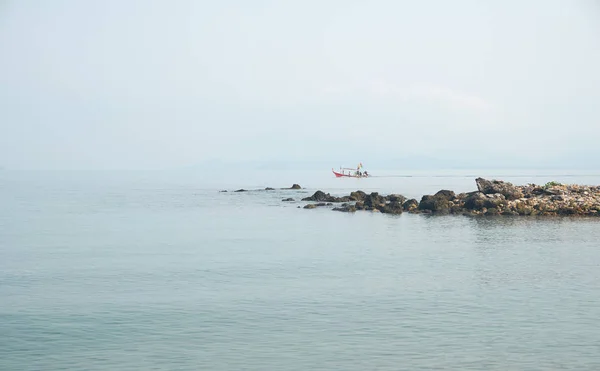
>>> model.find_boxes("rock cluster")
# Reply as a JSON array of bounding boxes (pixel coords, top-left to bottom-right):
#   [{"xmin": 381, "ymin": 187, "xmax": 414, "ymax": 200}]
[
  {"xmin": 224, "ymin": 184, "xmax": 302, "ymax": 193},
  {"xmin": 300, "ymin": 178, "xmax": 600, "ymax": 217}
]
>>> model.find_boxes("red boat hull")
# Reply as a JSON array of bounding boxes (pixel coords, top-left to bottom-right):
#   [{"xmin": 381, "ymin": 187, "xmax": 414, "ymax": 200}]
[{"xmin": 332, "ymin": 168, "xmax": 367, "ymax": 178}]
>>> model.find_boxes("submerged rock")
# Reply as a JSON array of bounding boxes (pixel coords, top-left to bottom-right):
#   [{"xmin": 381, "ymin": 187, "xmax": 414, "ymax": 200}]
[
  {"xmin": 303, "ymin": 202, "xmax": 328, "ymax": 209},
  {"xmin": 333, "ymin": 205, "xmax": 357, "ymax": 213}
]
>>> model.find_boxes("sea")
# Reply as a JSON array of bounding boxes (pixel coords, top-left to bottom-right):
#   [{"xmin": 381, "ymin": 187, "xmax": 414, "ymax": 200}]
[{"xmin": 2, "ymin": 168, "xmax": 600, "ymax": 370}]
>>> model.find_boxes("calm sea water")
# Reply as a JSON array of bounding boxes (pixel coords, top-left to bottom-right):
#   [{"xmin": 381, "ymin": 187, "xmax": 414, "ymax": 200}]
[{"xmin": 2, "ymin": 169, "xmax": 600, "ymax": 370}]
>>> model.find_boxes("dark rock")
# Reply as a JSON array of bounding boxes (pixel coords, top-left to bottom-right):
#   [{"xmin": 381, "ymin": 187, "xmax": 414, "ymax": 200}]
[
  {"xmin": 333, "ymin": 205, "xmax": 357, "ymax": 213},
  {"xmin": 450, "ymin": 205, "xmax": 464, "ymax": 214},
  {"xmin": 529, "ymin": 185, "xmax": 554, "ymax": 196},
  {"xmin": 301, "ymin": 190, "xmax": 329, "ymax": 202},
  {"xmin": 265, "ymin": 187, "xmax": 275, "ymax": 191},
  {"xmin": 557, "ymin": 206, "xmax": 577, "ymax": 215},
  {"xmin": 484, "ymin": 207, "xmax": 500, "ymax": 216},
  {"xmin": 234, "ymin": 189, "xmax": 247, "ymax": 192},
  {"xmin": 282, "ymin": 198, "xmax": 294, "ymax": 202},
  {"xmin": 291, "ymin": 184, "xmax": 302, "ymax": 189},
  {"xmin": 475, "ymin": 177, "xmax": 523, "ymax": 200},
  {"xmin": 514, "ymin": 203, "xmax": 534, "ymax": 215},
  {"xmin": 364, "ymin": 192, "xmax": 385, "ymax": 208},
  {"xmin": 301, "ymin": 190, "xmax": 349, "ymax": 203},
  {"xmin": 464, "ymin": 192, "xmax": 487, "ymax": 210},
  {"xmin": 350, "ymin": 190, "xmax": 367, "ymax": 201},
  {"xmin": 483, "ymin": 193, "xmax": 507, "ymax": 209},
  {"xmin": 386, "ymin": 194, "xmax": 407, "ymax": 204},
  {"xmin": 355, "ymin": 201, "xmax": 365, "ymax": 210},
  {"xmin": 219, "ymin": 190, "xmax": 228, "ymax": 192},
  {"xmin": 403, "ymin": 199, "xmax": 419, "ymax": 211},
  {"xmin": 434, "ymin": 189, "xmax": 456, "ymax": 201},
  {"xmin": 303, "ymin": 202, "xmax": 329, "ymax": 209},
  {"xmin": 382, "ymin": 200, "xmax": 404, "ymax": 214},
  {"xmin": 418, "ymin": 194, "xmax": 450, "ymax": 213}
]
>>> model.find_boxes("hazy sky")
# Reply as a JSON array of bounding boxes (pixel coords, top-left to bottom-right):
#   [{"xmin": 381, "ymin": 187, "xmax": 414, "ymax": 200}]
[{"xmin": 1, "ymin": 0, "xmax": 599, "ymax": 170}]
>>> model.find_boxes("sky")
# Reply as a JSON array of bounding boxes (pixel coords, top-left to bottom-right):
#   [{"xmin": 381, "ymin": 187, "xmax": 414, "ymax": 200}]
[{"xmin": 1, "ymin": 0, "xmax": 599, "ymax": 170}]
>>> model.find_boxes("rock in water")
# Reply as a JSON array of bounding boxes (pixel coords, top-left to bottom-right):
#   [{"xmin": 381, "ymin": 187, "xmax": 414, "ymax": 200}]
[
  {"xmin": 403, "ymin": 199, "xmax": 419, "ymax": 212},
  {"xmin": 333, "ymin": 205, "xmax": 357, "ymax": 213},
  {"xmin": 364, "ymin": 192, "xmax": 385, "ymax": 208},
  {"xmin": 291, "ymin": 184, "xmax": 302, "ymax": 189},
  {"xmin": 381, "ymin": 201, "xmax": 404, "ymax": 214},
  {"xmin": 386, "ymin": 194, "xmax": 407, "ymax": 204},
  {"xmin": 418, "ymin": 194, "xmax": 450, "ymax": 213},
  {"xmin": 301, "ymin": 191, "xmax": 350, "ymax": 202},
  {"xmin": 475, "ymin": 177, "xmax": 523, "ymax": 200},
  {"xmin": 302, "ymin": 190, "xmax": 329, "ymax": 202},
  {"xmin": 350, "ymin": 190, "xmax": 367, "ymax": 201},
  {"xmin": 434, "ymin": 189, "xmax": 456, "ymax": 201},
  {"xmin": 463, "ymin": 192, "xmax": 487, "ymax": 210}
]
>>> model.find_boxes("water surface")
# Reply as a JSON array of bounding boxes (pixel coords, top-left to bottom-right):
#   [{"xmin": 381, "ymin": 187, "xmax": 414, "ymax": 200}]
[{"xmin": 2, "ymin": 169, "xmax": 600, "ymax": 370}]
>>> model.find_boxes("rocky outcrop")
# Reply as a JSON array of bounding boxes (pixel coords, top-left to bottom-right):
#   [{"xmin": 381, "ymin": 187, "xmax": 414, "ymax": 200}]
[
  {"xmin": 402, "ymin": 199, "xmax": 419, "ymax": 212},
  {"xmin": 417, "ymin": 190, "xmax": 457, "ymax": 214},
  {"xmin": 476, "ymin": 178, "xmax": 523, "ymax": 200},
  {"xmin": 301, "ymin": 191, "xmax": 408, "ymax": 214},
  {"xmin": 297, "ymin": 178, "xmax": 600, "ymax": 217},
  {"xmin": 301, "ymin": 191, "xmax": 351, "ymax": 203},
  {"xmin": 282, "ymin": 198, "xmax": 294, "ymax": 202},
  {"xmin": 381, "ymin": 200, "xmax": 404, "ymax": 214},
  {"xmin": 222, "ymin": 184, "xmax": 303, "ymax": 192},
  {"xmin": 364, "ymin": 192, "xmax": 386, "ymax": 209},
  {"xmin": 350, "ymin": 190, "xmax": 367, "ymax": 201},
  {"xmin": 333, "ymin": 204, "xmax": 357, "ymax": 213},
  {"xmin": 303, "ymin": 202, "xmax": 332, "ymax": 209}
]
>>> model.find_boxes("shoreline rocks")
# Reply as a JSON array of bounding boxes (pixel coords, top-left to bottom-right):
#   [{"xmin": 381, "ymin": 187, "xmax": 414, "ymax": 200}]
[
  {"xmin": 299, "ymin": 178, "xmax": 600, "ymax": 217},
  {"xmin": 223, "ymin": 184, "xmax": 303, "ymax": 193}
]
